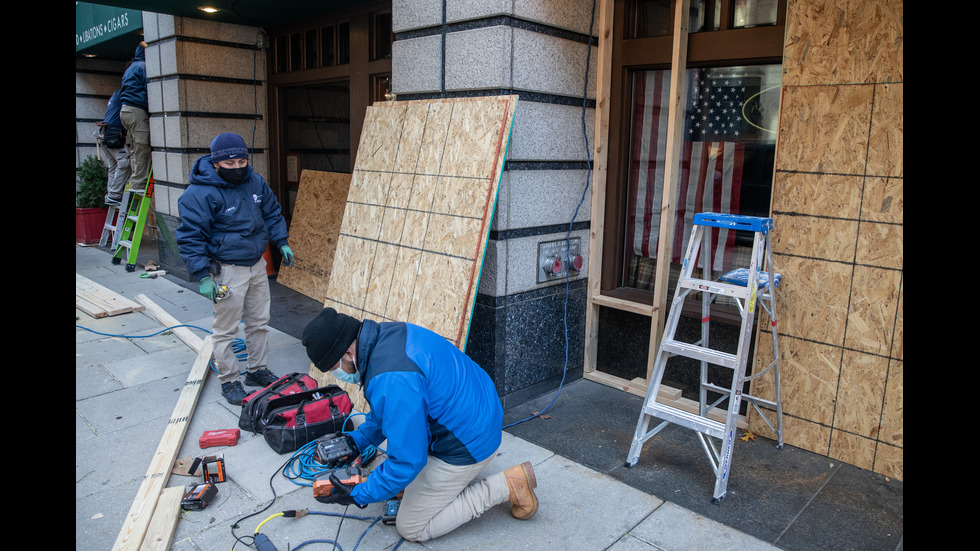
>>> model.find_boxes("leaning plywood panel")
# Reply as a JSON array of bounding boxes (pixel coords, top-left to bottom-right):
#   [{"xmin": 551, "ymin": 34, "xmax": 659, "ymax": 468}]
[
  {"xmin": 277, "ymin": 170, "xmax": 352, "ymax": 302},
  {"xmin": 310, "ymin": 96, "xmax": 518, "ymax": 409}
]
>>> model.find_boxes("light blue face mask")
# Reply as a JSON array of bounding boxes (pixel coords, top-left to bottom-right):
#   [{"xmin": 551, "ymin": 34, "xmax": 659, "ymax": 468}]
[{"xmin": 332, "ymin": 363, "xmax": 361, "ymax": 385}]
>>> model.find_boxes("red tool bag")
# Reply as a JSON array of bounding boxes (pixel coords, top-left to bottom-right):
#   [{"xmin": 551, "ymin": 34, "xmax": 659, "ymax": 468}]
[
  {"xmin": 260, "ymin": 385, "xmax": 353, "ymax": 454},
  {"xmin": 239, "ymin": 372, "xmax": 321, "ymax": 433}
]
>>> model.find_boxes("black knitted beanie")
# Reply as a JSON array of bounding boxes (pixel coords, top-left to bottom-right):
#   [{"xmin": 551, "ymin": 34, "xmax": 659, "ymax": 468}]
[{"xmin": 302, "ymin": 308, "xmax": 361, "ymax": 372}]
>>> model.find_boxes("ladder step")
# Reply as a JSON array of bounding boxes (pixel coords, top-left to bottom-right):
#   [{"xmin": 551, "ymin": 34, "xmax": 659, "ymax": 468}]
[
  {"xmin": 678, "ymin": 277, "xmax": 751, "ymax": 299},
  {"xmin": 662, "ymin": 340, "xmax": 739, "ymax": 369},
  {"xmin": 643, "ymin": 402, "xmax": 726, "ymax": 439}
]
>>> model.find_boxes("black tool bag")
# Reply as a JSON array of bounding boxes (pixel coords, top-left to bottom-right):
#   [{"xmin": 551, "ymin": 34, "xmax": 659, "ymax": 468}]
[
  {"xmin": 239, "ymin": 372, "xmax": 322, "ymax": 434},
  {"xmin": 260, "ymin": 385, "xmax": 353, "ymax": 454}
]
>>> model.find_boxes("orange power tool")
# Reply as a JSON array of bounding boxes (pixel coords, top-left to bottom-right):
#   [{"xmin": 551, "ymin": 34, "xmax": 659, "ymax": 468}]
[{"xmin": 312, "ymin": 466, "xmax": 366, "ymax": 502}]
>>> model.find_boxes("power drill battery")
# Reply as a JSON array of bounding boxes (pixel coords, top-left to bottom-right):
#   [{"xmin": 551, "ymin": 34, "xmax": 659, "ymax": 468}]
[{"xmin": 181, "ymin": 483, "xmax": 218, "ymax": 511}]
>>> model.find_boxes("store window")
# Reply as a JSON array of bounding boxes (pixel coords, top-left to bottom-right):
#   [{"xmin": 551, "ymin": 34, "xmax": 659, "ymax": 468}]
[
  {"xmin": 625, "ymin": 64, "xmax": 781, "ymax": 291},
  {"xmin": 602, "ymin": 0, "xmax": 786, "ymax": 306}
]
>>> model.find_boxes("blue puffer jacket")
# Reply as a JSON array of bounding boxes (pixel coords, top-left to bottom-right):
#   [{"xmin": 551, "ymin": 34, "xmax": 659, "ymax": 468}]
[
  {"xmin": 348, "ymin": 320, "xmax": 503, "ymax": 506},
  {"xmin": 176, "ymin": 155, "xmax": 289, "ymax": 281},
  {"xmin": 119, "ymin": 45, "xmax": 147, "ymax": 111}
]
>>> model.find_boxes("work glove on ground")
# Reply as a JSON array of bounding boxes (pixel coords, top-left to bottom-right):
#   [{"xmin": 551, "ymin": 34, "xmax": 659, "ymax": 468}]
[
  {"xmin": 280, "ymin": 245, "xmax": 294, "ymax": 268},
  {"xmin": 198, "ymin": 276, "xmax": 219, "ymax": 302}
]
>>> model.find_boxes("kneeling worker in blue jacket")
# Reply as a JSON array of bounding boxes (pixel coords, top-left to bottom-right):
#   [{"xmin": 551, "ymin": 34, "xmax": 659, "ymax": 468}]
[{"xmin": 302, "ymin": 307, "xmax": 539, "ymax": 542}]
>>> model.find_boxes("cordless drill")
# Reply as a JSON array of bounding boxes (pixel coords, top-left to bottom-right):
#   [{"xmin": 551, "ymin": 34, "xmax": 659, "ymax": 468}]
[{"xmin": 312, "ymin": 466, "xmax": 367, "ymax": 502}]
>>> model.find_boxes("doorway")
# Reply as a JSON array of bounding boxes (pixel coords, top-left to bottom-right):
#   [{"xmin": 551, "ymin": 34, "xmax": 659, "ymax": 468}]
[{"xmin": 279, "ymin": 82, "xmax": 352, "ymax": 218}]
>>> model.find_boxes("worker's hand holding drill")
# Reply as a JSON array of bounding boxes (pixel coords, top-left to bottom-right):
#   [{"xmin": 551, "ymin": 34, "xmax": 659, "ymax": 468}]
[{"xmin": 320, "ymin": 472, "xmax": 364, "ymax": 507}]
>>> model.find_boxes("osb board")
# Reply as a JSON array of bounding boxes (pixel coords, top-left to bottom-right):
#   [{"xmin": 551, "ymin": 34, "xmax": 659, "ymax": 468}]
[
  {"xmin": 867, "ymin": 83, "xmax": 903, "ymax": 178},
  {"xmin": 782, "ymin": 0, "xmax": 903, "ymax": 87},
  {"xmin": 277, "ymin": 170, "xmax": 352, "ymax": 302},
  {"xmin": 310, "ymin": 95, "xmax": 518, "ymax": 409},
  {"xmin": 777, "ymin": 84, "xmax": 874, "ymax": 175}
]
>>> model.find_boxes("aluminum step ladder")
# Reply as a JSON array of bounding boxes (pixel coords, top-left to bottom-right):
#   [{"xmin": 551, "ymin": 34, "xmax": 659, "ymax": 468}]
[
  {"xmin": 110, "ymin": 171, "xmax": 154, "ymax": 272},
  {"xmin": 625, "ymin": 212, "xmax": 784, "ymax": 503},
  {"xmin": 99, "ymin": 187, "xmax": 133, "ymax": 252}
]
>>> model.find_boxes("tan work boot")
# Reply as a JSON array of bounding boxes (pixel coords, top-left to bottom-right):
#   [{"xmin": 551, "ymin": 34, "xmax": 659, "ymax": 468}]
[{"xmin": 504, "ymin": 461, "xmax": 539, "ymax": 520}]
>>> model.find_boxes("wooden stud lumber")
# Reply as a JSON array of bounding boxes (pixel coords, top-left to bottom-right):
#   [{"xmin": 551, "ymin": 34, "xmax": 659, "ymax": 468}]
[
  {"xmin": 111, "ymin": 336, "xmax": 213, "ymax": 551},
  {"xmin": 583, "ymin": 0, "xmax": 616, "ymax": 375},
  {"xmin": 135, "ymin": 294, "xmax": 205, "ymax": 352},
  {"xmin": 76, "ymin": 273, "xmax": 144, "ymax": 318},
  {"xmin": 645, "ymin": 0, "xmax": 690, "ymax": 382},
  {"xmin": 138, "ymin": 486, "xmax": 184, "ymax": 551}
]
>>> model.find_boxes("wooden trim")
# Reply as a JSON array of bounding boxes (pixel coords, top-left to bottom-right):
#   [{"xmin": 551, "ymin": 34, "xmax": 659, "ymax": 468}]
[
  {"xmin": 584, "ymin": 0, "xmax": 616, "ymax": 374},
  {"xmin": 644, "ymin": 0, "xmax": 690, "ymax": 382},
  {"xmin": 583, "ymin": 370, "xmax": 747, "ymax": 428}
]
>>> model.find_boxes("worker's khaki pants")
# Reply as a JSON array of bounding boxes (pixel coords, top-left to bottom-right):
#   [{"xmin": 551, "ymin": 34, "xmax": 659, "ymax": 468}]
[
  {"xmin": 120, "ymin": 105, "xmax": 150, "ymax": 191},
  {"xmin": 396, "ymin": 452, "xmax": 510, "ymax": 542},
  {"xmin": 211, "ymin": 258, "xmax": 271, "ymax": 383}
]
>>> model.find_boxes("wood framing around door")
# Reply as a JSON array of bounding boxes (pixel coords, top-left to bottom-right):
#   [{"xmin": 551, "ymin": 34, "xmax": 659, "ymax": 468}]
[{"xmin": 584, "ymin": 0, "xmax": 696, "ymax": 401}]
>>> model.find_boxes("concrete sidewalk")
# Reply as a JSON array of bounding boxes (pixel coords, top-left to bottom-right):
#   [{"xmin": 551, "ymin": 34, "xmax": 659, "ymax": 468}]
[{"xmin": 76, "ymin": 243, "xmax": 783, "ymax": 551}]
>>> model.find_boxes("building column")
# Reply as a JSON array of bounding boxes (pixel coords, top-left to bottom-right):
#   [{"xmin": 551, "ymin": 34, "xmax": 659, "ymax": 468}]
[{"xmin": 391, "ymin": 0, "xmax": 598, "ymax": 406}]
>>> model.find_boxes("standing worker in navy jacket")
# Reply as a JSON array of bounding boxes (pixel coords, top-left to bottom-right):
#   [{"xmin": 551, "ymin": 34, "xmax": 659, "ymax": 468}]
[
  {"xmin": 302, "ymin": 307, "xmax": 540, "ymax": 542},
  {"xmin": 118, "ymin": 42, "xmax": 150, "ymax": 194},
  {"xmin": 176, "ymin": 133, "xmax": 296, "ymax": 404}
]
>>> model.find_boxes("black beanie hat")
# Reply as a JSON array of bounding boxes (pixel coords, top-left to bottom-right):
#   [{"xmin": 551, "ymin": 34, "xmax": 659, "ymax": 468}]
[{"xmin": 302, "ymin": 308, "xmax": 362, "ymax": 372}]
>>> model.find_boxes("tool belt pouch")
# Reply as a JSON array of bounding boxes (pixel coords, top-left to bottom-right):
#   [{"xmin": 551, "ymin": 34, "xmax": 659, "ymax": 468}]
[
  {"xmin": 261, "ymin": 385, "xmax": 353, "ymax": 454},
  {"xmin": 239, "ymin": 372, "xmax": 321, "ymax": 434},
  {"xmin": 100, "ymin": 125, "xmax": 126, "ymax": 149}
]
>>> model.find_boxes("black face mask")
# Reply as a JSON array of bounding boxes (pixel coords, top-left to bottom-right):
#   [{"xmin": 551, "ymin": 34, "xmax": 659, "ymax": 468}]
[{"xmin": 217, "ymin": 166, "xmax": 248, "ymax": 185}]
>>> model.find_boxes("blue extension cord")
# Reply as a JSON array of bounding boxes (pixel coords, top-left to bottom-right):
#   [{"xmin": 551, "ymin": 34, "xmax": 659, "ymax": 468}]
[
  {"xmin": 76, "ymin": 323, "xmax": 246, "ymax": 375},
  {"xmin": 502, "ymin": 0, "xmax": 596, "ymax": 430}
]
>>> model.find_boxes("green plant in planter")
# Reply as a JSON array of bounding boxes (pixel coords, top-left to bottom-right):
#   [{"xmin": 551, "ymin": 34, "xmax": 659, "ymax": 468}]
[{"xmin": 76, "ymin": 155, "xmax": 109, "ymax": 208}]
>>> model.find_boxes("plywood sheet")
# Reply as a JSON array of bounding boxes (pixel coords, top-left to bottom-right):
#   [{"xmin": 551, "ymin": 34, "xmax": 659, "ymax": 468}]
[
  {"xmin": 310, "ymin": 96, "xmax": 518, "ymax": 407},
  {"xmin": 277, "ymin": 170, "xmax": 352, "ymax": 302}
]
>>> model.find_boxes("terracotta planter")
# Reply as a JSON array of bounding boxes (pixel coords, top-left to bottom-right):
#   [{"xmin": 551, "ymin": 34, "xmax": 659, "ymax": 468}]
[{"xmin": 76, "ymin": 207, "xmax": 109, "ymax": 244}]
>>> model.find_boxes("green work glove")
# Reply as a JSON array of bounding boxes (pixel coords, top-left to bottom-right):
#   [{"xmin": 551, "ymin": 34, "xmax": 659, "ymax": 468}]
[
  {"xmin": 199, "ymin": 276, "xmax": 219, "ymax": 302},
  {"xmin": 280, "ymin": 245, "xmax": 294, "ymax": 268}
]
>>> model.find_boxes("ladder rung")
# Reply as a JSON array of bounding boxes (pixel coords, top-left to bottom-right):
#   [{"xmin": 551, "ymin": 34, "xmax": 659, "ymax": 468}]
[
  {"xmin": 117, "ymin": 240, "xmax": 133, "ymax": 249},
  {"xmin": 662, "ymin": 340, "xmax": 739, "ymax": 369},
  {"xmin": 643, "ymin": 402, "xmax": 725, "ymax": 439},
  {"xmin": 678, "ymin": 278, "xmax": 751, "ymax": 299}
]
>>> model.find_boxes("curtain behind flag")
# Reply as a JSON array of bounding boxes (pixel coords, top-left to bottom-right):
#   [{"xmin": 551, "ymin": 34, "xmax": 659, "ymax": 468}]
[{"xmin": 627, "ymin": 68, "xmax": 747, "ymax": 275}]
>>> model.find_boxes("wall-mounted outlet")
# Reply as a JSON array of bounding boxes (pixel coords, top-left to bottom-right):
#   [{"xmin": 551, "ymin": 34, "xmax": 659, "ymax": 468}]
[{"xmin": 538, "ymin": 237, "xmax": 584, "ymax": 283}]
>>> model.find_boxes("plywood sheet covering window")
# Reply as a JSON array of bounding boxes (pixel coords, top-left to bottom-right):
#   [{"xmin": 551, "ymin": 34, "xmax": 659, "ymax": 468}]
[
  {"xmin": 309, "ymin": 95, "xmax": 518, "ymax": 408},
  {"xmin": 746, "ymin": 0, "xmax": 903, "ymax": 481},
  {"xmin": 277, "ymin": 170, "xmax": 352, "ymax": 302}
]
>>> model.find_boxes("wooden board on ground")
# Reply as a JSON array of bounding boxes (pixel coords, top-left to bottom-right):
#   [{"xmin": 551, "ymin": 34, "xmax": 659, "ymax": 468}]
[
  {"xmin": 76, "ymin": 273, "xmax": 145, "ymax": 318},
  {"xmin": 111, "ymin": 336, "xmax": 213, "ymax": 551},
  {"xmin": 277, "ymin": 170, "xmax": 352, "ymax": 302},
  {"xmin": 310, "ymin": 95, "xmax": 518, "ymax": 411}
]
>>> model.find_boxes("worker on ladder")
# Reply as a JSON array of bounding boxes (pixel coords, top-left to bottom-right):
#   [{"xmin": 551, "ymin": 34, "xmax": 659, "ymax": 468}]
[
  {"xmin": 96, "ymin": 89, "xmax": 130, "ymax": 206},
  {"xmin": 118, "ymin": 41, "xmax": 150, "ymax": 195},
  {"xmin": 176, "ymin": 132, "xmax": 296, "ymax": 405}
]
